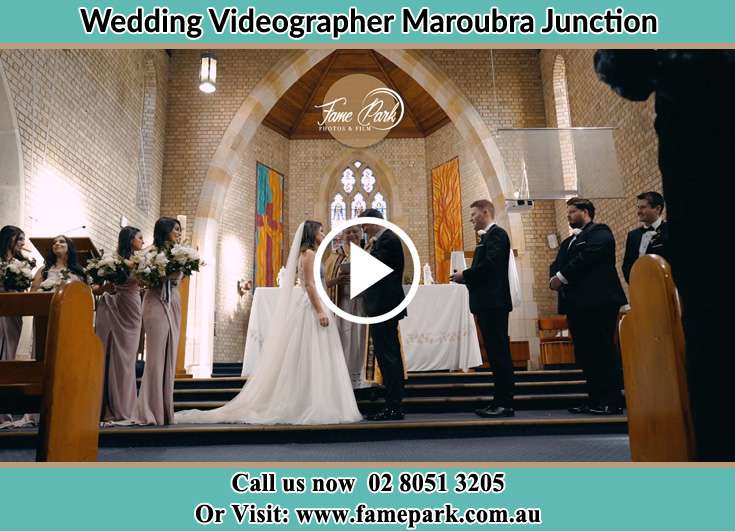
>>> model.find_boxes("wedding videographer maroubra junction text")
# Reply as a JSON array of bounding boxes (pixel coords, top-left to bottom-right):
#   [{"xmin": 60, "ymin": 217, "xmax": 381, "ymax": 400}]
[{"xmin": 79, "ymin": 6, "xmax": 659, "ymax": 41}]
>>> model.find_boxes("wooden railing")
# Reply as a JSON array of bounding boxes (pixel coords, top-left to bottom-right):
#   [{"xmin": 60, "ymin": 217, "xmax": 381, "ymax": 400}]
[
  {"xmin": 0, "ymin": 282, "xmax": 104, "ymax": 461},
  {"xmin": 619, "ymin": 255, "xmax": 695, "ymax": 461}
]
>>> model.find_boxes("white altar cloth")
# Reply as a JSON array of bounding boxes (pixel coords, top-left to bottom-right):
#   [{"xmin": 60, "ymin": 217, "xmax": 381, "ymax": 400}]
[{"xmin": 242, "ymin": 284, "xmax": 482, "ymax": 376}]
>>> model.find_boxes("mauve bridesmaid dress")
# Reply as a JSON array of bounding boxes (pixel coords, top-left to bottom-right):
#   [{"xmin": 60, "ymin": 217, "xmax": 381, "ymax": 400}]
[
  {"xmin": 134, "ymin": 275, "xmax": 181, "ymax": 425},
  {"xmin": 95, "ymin": 276, "xmax": 142, "ymax": 421},
  {"xmin": 0, "ymin": 286, "xmax": 22, "ymax": 361}
]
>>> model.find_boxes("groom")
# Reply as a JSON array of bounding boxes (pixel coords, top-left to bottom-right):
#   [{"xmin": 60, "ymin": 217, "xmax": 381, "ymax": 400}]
[
  {"xmin": 361, "ymin": 209, "xmax": 407, "ymax": 421},
  {"xmin": 450, "ymin": 199, "xmax": 515, "ymax": 417}
]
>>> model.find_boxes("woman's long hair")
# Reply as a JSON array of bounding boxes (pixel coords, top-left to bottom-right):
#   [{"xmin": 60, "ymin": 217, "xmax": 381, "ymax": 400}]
[
  {"xmin": 117, "ymin": 226, "xmax": 142, "ymax": 259},
  {"xmin": 0, "ymin": 225, "xmax": 24, "ymax": 261},
  {"xmin": 43, "ymin": 235, "xmax": 85, "ymax": 280},
  {"xmin": 300, "ymin": 220, "xmax": 322, "ymax": 252},
  {"xmin": 153, "ymin": 217, "xmax": 180, "ymax": 249}
]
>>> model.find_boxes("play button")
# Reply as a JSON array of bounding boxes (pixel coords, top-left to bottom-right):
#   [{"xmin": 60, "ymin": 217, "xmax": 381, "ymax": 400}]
[
  {"xmin": 314, "ymin": 217, "xmax": 421, "ymax": 325},
  {"xmin": 349, "ymin": 243, "xmax": 393, "ymax": 299}
]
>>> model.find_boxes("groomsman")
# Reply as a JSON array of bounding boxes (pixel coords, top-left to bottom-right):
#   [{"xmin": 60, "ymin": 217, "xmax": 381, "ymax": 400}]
[
  {"xmin": 361, "ymin": 208, "xmax": 407, "ymax": 421},
  {"xmin": 549, "ymin": 198, "xmax": 627, "ymax": 415},
  {"xmin": 451, "ymin": 200, "xmax": 515, "ymax": 418},
  {"xmin": 621, "ymin": 191, "xmax": 669, "ymax": 283}
]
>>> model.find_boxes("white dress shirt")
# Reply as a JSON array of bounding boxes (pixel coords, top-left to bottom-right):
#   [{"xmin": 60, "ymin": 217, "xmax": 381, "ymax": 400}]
[
  {"xmin": 639, "ymin": 216, "xmax": 663, "ymax": 256},
  {"xmin": 554, "ymin": 228, "xmax": 583, "ymax": 286}
]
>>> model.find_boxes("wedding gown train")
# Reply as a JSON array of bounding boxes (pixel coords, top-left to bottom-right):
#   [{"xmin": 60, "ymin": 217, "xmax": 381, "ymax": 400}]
[{"xmin": 175, "ymin": 223, "xmax": 362, "ymax": 425}]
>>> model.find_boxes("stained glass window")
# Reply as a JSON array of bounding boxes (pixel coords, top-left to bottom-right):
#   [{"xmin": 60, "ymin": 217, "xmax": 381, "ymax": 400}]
[
  {"xmin": 329, "ymin": 161, "xmax": 388, "ymax": 226},
  {"xmin": 372, "ymin": 192, "xmax": 387, "ymax": 218},
  {"xmin": 351, "ymin": 193, "xmax": 367, "ymax": 219},
  {"xmin": 361, "ymin": 168, "xmax": 375, "ymax": 193},
  {"xmin": 330, "ymin": 193, "xmax": 346, "ymax": 228},
  {"xmin": 341, "ymin": 168, "xmax": 356, "ymax": 193}
]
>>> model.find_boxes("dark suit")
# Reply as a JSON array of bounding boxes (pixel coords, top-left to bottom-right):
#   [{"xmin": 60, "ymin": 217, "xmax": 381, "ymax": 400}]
[
  {"xmin": 364, "ymin": 229, "xmax": 406, "ymax": 409},
  {"xmin": 621, "ymin": 220, "xmax": 670, "ymax": 283},
  {"xmin": 462, "ymin": 224, "xmax": 515, "ymax": 407},
  {"xmin": 550, "ymin": 222, "xmax": 627, "ymax": 408}
]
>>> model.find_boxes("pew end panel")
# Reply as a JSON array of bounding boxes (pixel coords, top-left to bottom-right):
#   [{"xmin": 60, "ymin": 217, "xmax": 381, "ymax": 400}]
[{"xmin": 619, "ymin": 255, "xmax": 695, "ymax": 461}]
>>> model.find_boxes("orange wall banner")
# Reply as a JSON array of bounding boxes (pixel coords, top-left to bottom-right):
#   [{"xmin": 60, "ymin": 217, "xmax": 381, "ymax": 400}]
[
  {"xmin": 431, "ymin": 158, "xmax": 463, "ymax": 284},
  {"xmin": 254, "ymin": 162, "xmax": 284, "ymax": 287}
]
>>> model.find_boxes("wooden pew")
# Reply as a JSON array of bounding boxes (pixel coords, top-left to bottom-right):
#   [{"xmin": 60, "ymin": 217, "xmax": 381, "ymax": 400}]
[
  {"xmin": 619, "ymin": 255, "xmax": 695, "ymax": 461},
  {"xmin": 0, "ymin": 282, "xmax": 104, "ymax": 461}
]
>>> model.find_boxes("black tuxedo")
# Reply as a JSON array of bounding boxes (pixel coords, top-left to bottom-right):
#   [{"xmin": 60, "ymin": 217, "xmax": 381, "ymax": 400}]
[
  {"xmin": 461, "ymin": 224, "xmax": 515, "ymax": 407},
  {"xmin": 550, "ymin": 222, "xmax": 627, "ymax": 408},
  {"xmin": 363, "ymin": 229, "xmax": 407, "ymax": 319},
  {"xmin": 621, "ymin": 220, "xmax": 670, "ymax": 283},
  {"xmin": 364, "ymin": 229, "xmax": 406, "ymax": 409},
  {"xmin": 550, "ymin": 223, "xmax": 627, "ymax": 315},
  {"xmin": 462, "ymin": 225, "xmax": 513, "ymax": 314}
]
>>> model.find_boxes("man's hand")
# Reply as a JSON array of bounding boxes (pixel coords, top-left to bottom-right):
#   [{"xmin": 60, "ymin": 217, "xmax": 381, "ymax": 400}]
[
  {"xmin": 549, "ymin": 276, "xmax": 562, "ymax": 291},
  {"xmin": 450, "ymin": 270, "xmax": 464, "ymax": 284}
]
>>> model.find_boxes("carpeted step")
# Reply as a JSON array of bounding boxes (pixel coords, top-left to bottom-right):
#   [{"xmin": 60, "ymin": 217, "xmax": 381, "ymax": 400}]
[
  {"xmin": 0, "ymin": 410, "xmax": 626, "ymax": 449},
  {"xmin": 172, "ymin": 380, "xmax": 588, "ymax": 402}
]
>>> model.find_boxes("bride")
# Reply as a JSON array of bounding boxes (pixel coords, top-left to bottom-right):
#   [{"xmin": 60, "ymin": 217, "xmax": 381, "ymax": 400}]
[{"xmin": 175, "ymin": 221, "xmax": 363, "ymax": 425}]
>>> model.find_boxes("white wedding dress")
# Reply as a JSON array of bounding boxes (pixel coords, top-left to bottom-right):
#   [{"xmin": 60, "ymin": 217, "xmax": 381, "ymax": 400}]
[{"xmin": 175, "ymin": 223, "xmax": 362, "ymax": 425}]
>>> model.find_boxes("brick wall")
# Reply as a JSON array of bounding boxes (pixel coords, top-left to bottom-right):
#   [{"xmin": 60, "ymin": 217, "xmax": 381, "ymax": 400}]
[
  {"xmin": 288, "ymin": 137, "xmax": 430, "ymax": 269},
  {"xmin": 539, "ymin": 50, "xmax": 662, "ymax": 290},
  {"xmin": 0, "ymin": 49, "xmax": 169, "ymax": 252},
  {"xmin": 423, "ymin": 50, "xmax": 558, "ymax": 319},
  {"xmin": 160, "ymin": 50, "xmax": 292, "ymax": 224},
  {"xmin": 214, "ymin": 124, "xmax": 289, "ymax": 363}
]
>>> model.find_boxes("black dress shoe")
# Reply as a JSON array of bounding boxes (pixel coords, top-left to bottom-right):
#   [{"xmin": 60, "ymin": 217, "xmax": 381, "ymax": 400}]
[
  {"xmin": 588, "ymin": 405, "xmax": 623, "ymax": 416},
  {"xmin": 475, "ymin": 405, "xmax": 515, "ymax": 418},
  {"xmin": 568, "ymin": 404, "xmax": 591, "ymax": 414},
  {"xmin": 366, "ymin": 408, "xmax": 405, "ymax": 421}
]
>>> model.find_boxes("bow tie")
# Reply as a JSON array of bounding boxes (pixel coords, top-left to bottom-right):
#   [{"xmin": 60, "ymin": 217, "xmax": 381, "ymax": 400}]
[{"xmin": 642, "ymin": 226, "xmax": 657, "ymax": 233}]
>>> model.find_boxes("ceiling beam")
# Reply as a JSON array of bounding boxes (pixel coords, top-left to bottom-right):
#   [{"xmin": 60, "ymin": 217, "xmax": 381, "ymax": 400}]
[
  {"xmin": 288, "ymin": 51, "xmax": 339, "ymax": 138},
  {"xmin": 369, "ymin": 50, "xmax": 425, "ymax": 136}
]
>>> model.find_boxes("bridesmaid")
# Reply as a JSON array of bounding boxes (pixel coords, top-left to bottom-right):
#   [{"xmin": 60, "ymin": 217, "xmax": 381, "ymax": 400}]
[
  {"xmin": 0, "ymin": 225, "xmax": 29, "ymax": 361},
  {"xmin": 135, "ymin": 217, "xmax": 182, "ymax": 425},
  {"xmin": 31, "ymin": 235, "xmax": 86, "ymax": 290},
  {"xmin": 94, "ymin": 226, "xmax": 144, "ymax": 422}
]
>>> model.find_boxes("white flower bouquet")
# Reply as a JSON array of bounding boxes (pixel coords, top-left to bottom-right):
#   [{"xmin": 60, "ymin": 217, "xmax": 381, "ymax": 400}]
[
  {"xmin": 167, "ymin": 243, "xmax": 203, "ymax": 277},
  {"xmin": 1, "ymin": 258, "xmax": 35, "ymax": 292},
  {"xmin": 133, "ymin": 247, "xmax": 170, "ymax": 289},
  {"xmin": 134, "ymin": 243, "xmax": 203, "ymax": 290},
  {"xmin": 85, "ymin": 250, "xmax": 131, "ymax": 286},
  {"xmin": 39, "ymin": 269, "xmax": 72, "ymax": 292}
]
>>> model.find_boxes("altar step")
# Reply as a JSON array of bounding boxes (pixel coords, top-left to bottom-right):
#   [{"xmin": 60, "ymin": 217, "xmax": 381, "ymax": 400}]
[
  {"xmin": 173, "ymin": 381, "xmax": 588, "ymax": 402},
  {"xmin": 209, "ymin": 363, "xmax": 582, "ymax": 378},
  {"xmin": 173, "ymin": 393, "xmax": 591, "ymax": 414},
  {"xmin": 0, "ymin": 411, "xmax": 626, "ymax": 449},
  {"xmin": 169, "ymin": 368, "xmax": 586, "ymax": 389}
]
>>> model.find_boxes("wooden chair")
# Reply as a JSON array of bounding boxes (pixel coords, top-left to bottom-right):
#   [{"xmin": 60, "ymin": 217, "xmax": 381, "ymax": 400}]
[
  {"xmin": 538, "ymin": 316, "xmax": 576, "ymax": 367},
  {"xmin": 619, "ymin": 255, "xmax": 695, "ymax": 461},
  {"xmin": 0, "ymin": 282, "xmax": 104, "ymax": 461}
]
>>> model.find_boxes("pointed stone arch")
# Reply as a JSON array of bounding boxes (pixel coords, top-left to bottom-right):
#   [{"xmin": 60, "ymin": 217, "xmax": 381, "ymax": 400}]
[{"xmin": 186, "ymin": 49, "xmax": 512, "ymax": 377}]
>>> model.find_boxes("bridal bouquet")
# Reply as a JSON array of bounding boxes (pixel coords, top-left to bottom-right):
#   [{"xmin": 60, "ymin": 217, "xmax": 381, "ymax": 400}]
[
  {"xmin": 0, "ymin": 257, "xmax": 35, "ymax": 292},
  {"xmin": 85, "ymin": 250, "xmax": 131, "ymax": 286},
  {"xmin": 39, "ymin": 269, "xmax": 72, "ymax": 292}
]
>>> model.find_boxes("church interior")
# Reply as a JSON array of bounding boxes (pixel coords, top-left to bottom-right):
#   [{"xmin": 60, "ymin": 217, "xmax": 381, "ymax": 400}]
[{"xmin": 0, "ymin": 48, "xmax": 698, "ymax": 461}]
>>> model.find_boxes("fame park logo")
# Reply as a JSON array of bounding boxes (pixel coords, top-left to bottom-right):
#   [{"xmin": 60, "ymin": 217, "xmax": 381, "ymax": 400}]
[{"xmin": 315, "ymin": 73, "xmax": 405, "ymax": 148}]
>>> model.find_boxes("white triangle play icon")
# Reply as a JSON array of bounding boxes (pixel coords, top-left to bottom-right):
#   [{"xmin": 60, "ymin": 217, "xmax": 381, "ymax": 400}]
[{"xmin": 349, "ymin": 242, "xmax": 393, "ymax": 300}]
